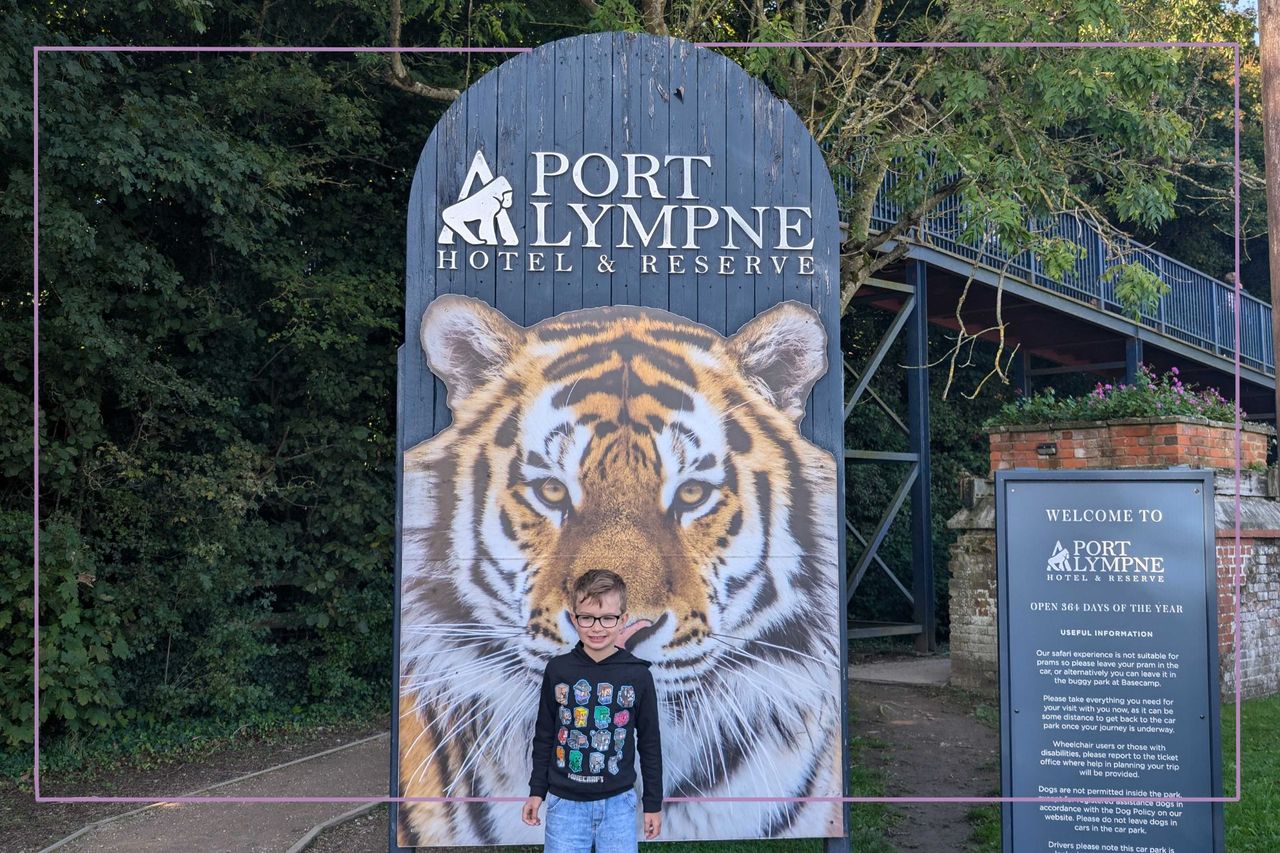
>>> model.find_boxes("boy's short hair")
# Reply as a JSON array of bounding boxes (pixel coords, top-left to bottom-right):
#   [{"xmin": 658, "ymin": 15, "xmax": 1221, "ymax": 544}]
[{"xmin": 572, "ymin": 569, "xmax": 628, "ymax": 612}]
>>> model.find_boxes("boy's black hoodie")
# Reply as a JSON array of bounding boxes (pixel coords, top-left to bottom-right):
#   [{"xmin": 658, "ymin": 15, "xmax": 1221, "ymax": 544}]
[{"xmin": 528, "ymin": 642, "xmax": 663, "ymax": 812}]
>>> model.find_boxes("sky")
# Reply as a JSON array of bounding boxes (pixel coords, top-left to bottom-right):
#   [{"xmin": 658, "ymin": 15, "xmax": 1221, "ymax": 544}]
[{"xmin": 1234, "ymin": 0, "xmax": 1261, "ymax": 43}]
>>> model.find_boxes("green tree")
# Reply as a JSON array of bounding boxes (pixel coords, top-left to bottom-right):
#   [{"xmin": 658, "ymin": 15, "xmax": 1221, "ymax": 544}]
[
  {"xmin": 1137, "ymin": 2, "xmax": 1270, "ymax": 301},
  {"xmin": 2, "ymin": 0, "xmax": 1252, "ymax": 746},
  {"xmin": 534, "ymin": 0, "xmax": 1240, "ymax": 389},
  {"xmin": 0, "ymin": 0, "xmax": 583, "ymax": 748}
]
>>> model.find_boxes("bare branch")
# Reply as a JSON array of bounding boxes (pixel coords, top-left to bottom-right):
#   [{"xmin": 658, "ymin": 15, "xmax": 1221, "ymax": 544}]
[
  {"xmin": 255, "ymin": 0, "xmax": 273, "ymax": 44},
  {"xmin": 387, "ymin": 0, "xmax": 461, "ymax": 103},
  {"xmin": 849, "ymin": 175, "xmax": 966, "ymax": 259},
  {"xmin": 930, "ymin": 249, "xmax": 1021, "ymax": 400},
  {"xmin": 643, "ymin": 0, "xmax": 669, "ymax": 35}
]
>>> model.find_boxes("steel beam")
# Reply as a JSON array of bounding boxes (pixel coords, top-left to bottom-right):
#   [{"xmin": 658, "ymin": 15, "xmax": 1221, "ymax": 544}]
[
  {"xmin": 846, "ymin": 464, "xmax": 917, "ymax": 603},
  {"xmin": 844, "ymin": 517, "xmax": 914, "ymax": 603},
  {"xmin": 1125, "ymin": 337, "xmax": 1144, "ymax": 384},
  {"xmin": 1027, "ymin": 361, "xmax": 1126, "ymax": 376},
  {"xmin": 845, "ymin": 295, "xmax": 915, "ymax": 417},
  {"xmin": 890, "ymin": 242, "xmax": 1275, "ymax": 390},
  {"xmin": 845, "ymin": 449, "xmax": 918, "ymax": 463},
  {"xmin": 843, "ymin": 359, "xmax": 909, "ymax": 435},
  {"xmin": 1012, "ymin": 349, "xmax": 1031, "ymax": 396},
  {"xmin": 863, "ymin": 276, "xmax": 916, "ymax": 295},
  {"xmin": 905, "ymin": 259, "xmax": 936, "ymax": 653},
  {"xmin": 848, "ymin": 620, "xmax": 924, "ymax": 639}
]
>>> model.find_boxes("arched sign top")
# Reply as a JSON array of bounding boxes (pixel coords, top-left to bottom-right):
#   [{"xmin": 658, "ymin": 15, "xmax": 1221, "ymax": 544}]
[{"xmin": 403, "ymin": 32, "xmax": 841, "ymax": 450}]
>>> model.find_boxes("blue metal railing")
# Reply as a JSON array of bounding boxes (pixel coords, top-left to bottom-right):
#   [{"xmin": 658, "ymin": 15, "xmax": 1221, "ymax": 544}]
[{"xmin": 839, "ymin": 169, "xmax": 1275, "ymax": 378}]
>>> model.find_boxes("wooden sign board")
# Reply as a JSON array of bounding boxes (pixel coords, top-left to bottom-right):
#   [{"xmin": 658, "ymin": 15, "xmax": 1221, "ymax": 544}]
[{"xmin": 392, "ymin": 32, "xmax": 846, "ymax": 848}]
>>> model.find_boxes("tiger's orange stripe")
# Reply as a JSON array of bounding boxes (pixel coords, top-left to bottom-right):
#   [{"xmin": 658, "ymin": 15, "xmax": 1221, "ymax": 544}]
[{"xmin": 398, "ymin": 690, "xmax": 464, "ymax": 845}]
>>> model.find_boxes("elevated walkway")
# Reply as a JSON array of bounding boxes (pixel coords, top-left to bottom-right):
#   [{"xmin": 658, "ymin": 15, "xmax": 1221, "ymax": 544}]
[
  {"xmin": 841, "ymin": 179, "xmax": 1275, "ymax": 646},
  {"xmin": 854, "ymin": 175, "xmax": 1275, "ymax": 415}
]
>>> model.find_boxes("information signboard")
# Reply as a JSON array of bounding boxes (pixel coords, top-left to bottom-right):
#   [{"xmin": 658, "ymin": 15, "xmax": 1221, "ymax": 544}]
[{"xmin": 997, "ymin": 470, "xmax": 1223, "ymax": 853}]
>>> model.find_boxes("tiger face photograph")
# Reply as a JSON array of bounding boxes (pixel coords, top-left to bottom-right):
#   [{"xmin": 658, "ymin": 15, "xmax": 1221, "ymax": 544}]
[{"xmin": 397, "ymin": 294, "xmax": 843, "ymax": 846}]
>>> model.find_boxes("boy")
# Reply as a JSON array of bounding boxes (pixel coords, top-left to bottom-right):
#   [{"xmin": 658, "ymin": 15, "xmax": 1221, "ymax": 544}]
[{"xmin": 522, "ymin": 569, "xmax": 663, "ymax": 852}]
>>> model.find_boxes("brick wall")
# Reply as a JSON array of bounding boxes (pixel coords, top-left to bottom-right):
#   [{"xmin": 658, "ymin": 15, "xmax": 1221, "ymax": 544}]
[
  {"xmin": 948, "ymin": 496, "xmax": 1280, "ymax": 700},
  {"xmin": 988, "ymin": 417, "xmax": 1269, "ymax": 472},
  {"xmin": 1217, "ymin": 540, "xmax": 1280, "ymax": 699},
  {"xmin": 949, "ymin": 524, "xmax": 998, "ymax": 694},
  {"xmin": 948, "ymin": 416, "xmax": 1279, "ymax": 700}
]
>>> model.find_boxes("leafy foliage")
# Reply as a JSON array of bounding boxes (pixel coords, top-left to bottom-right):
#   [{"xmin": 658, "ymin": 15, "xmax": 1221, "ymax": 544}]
[
  {"xmin": 590, "ymin": 0, "xmax": 1247, "ymax": 387},
  {"xmin": 986, "ymin": 363, "xmax": 1240, "ymax": 426},
  {"xmin": 0, "ymin": 693, "xmax": 382, "ymax": 791},
  {"xmin": 1, "ymin": 2, "xmax": 586, "ymax": 750},
  {"xmin": 1133, "ymin": 1, "xmax": 1270, "ymax": 300},
  {"xmin": 1105, "ymin": 261, "xmax": 1170, "ymax": 319},
  {"xmin": 0, "ymin": 0, "xmax": 1254, "ymax": 753}
]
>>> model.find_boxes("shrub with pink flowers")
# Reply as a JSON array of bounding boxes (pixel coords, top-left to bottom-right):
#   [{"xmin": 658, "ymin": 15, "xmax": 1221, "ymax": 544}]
[{"xmin": 986, "ymin": 364, "xmax": 1240, "ymax": 427}]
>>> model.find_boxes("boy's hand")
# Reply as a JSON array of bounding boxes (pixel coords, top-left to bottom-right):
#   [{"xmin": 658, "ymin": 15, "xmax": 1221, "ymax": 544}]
[
  {"xmin": 521, "ymin": 796, "xmax": 543, "ymax": 826},
  {"xmin": 643, "ymin": 811, "xmax": 662, "ymax": 839}
]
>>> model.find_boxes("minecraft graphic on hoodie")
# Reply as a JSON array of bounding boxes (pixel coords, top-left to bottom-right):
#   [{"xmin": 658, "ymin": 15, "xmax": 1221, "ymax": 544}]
[{"xmin": 528, "ymin": 641, "xmax": 663, "ymax": 813}]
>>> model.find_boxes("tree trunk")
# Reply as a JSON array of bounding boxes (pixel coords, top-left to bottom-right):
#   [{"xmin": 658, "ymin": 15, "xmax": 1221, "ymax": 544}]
[{"xmin": 1261, "ymin": 0, "xmax": 1280, "ymax": 422}]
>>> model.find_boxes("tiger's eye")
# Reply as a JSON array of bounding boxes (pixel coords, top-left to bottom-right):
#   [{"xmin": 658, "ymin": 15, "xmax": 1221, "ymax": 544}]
[
  {"xmin": 676, "ymin": 481, "xmax": 708, "ymax": 507},
  {"xmin": 537, "ymin": 479, "xmax": 568, "ymax": 506}
]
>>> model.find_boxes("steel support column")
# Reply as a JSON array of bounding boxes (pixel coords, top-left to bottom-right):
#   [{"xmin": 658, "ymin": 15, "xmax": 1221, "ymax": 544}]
[
  {"xmin": 1012, "ymin": 349, "xmax": 1031, "ymax": 397},
  {"xmin": 905, "ymin": 259, "xmax": 936, "ymax": 653},
  {"xmin": 1125, "ymin": 337, "xmax": 1144, "ymax": 384}
]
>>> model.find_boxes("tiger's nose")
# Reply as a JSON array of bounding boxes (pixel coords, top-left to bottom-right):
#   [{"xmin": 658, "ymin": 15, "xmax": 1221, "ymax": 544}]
[
  {"xmin": 569, "ymin": 533, "xmax": 665, "ymax": 580},
  {"xmin": 622, "ymin": 611, "xmax": 675, "ymax": 656},
  {"xmin": 616, "ymin": 617, "xmax": 653, "ymax": 647}
]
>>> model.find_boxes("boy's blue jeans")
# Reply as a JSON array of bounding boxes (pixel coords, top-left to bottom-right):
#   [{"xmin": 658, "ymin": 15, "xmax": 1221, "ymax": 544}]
[{"xmin": 544, "ymin": 788, "xmax": 638, "ymax": 853}]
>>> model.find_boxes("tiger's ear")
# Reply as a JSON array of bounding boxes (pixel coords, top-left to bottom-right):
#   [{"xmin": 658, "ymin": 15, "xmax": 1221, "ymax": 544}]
[
  {"xmin": 727, "ymin": 301, "xmax": 827, "ymax": 422},
  {"xmin": 420, "ymin": 295, "xmax": 524, "ymax": 410}
]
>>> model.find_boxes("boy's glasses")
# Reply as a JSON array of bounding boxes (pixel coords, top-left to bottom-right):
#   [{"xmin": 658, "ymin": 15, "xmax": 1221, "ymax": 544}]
[{"xmin": 574, "ymin": 614, "xmax": 622, "ymax": 628}]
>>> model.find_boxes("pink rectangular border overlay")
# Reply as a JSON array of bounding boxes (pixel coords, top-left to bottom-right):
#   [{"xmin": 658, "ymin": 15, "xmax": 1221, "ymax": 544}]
[{"xmin": 30, "ymin": 40, "xmax": 1248, "ymax": 807}]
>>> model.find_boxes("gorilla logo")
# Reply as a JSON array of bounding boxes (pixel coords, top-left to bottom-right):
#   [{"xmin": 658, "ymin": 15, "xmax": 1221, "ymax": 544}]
[
  {"xmin": 1047, "ymin": 541, "xmax": 1072, "ymax": 573},
  {"xmin": 439, "ymin": 151, "xmax": 519, "ymax": 247}
]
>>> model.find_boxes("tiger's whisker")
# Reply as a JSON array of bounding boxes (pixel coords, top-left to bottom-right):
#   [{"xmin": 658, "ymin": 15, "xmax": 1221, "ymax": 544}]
[
  {"xmin": 445, "ymin": 705, "xmax": 536, "ymax": 795},
  {"xmin": 398, "ymin": 650, "xmax": 532, "ymax": 701},
  {"xmin": 689, "ymin": 683, "xmax": 725, "ymax": 791},
  {"xmin": 400, "ymin": 657, "xmax": 534, "ymax": 699},
  {"xmin": 700, "ymin": 678, "xmax": 771, "ymax": 798},
  {"xmin": 406, "ymin": 675, "xmax": 526, "ymax": 790},
  {"xmin": 441, "ymin": 681, "xmax": 533, "ymax": 793},
  {"xmin": 396, "ymin": 622, "xmax": 522, "ymax": 627},
  {"xmin": 707, "ymin": 631, "xmax": 838, "ymax": 670},
  {"xmin": 410, "ymin": 676, "xmax": 537, "ymax": 713},
  {"xmin": 709, "ymin": 638, "xmax": 832, "ymax": 695},
  {"xmin": 399, "ymin": 621, "xmax": 526, "ymax": 631},
  {"xmin": 707, "ymin": 638, "xmax": 830, "ymax": 696},
  {"xmin": 683, "ymin": 681, "xmax": 729, "ymax": 793},
  {"xmin": 675, "ymin": 676, "xmax": 716, "ymax": 788},
  {"xmin": 705, "ymin": 675, "xmax": 781, "ymax": 797},
  {"xmin": 400, "ymin": 645, "xmax": 528, "ymax": 675}
]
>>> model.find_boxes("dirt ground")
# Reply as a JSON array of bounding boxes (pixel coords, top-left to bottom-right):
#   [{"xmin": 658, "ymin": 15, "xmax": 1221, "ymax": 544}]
[
  {"xmin": 850, "ymin": 680, "xmax": 1000, "ymax": 851},
  {"xmin": 308, "ymin": 679, "xmax": 1001, "ymax": 852},
  {"xmin": 10, "ymin": 680, "xmax": 1000, "ymax": 851},
  {"xmin": 2, "ymin": 717, "xmax": 389, "ymax": 852},
  {"xmin": 309, "ymin": 804, "xmax": 393, "ymax": 853}
]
